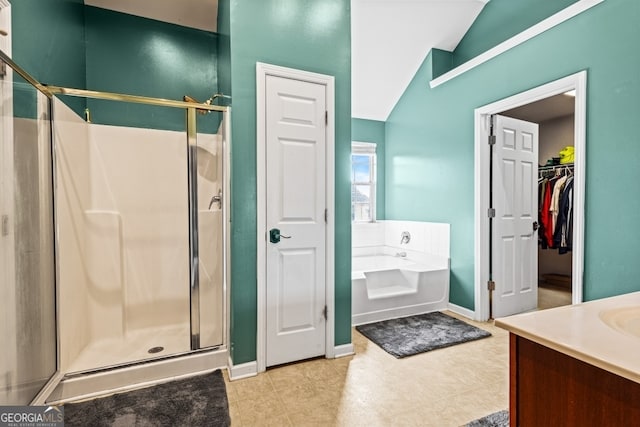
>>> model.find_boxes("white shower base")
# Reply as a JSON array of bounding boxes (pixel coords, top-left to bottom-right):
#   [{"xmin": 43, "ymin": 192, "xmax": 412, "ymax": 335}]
[
  {"xmin": 47, "ymin": 347, "xmax": 228, "ymax": 405},
  {"xmin": 67, "ymin": 323, "xmax": 191, "ymax": 374}
]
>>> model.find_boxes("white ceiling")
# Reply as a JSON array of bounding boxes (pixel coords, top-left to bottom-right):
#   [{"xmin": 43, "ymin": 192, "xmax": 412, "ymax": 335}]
[
  {"xmin": 502, "ymin": 93, "xmax": 575, "ymax": 123},
  {"xmin": 351, "ymin": 0, "xmax": 488, "ymax": 121},
  {"xmin": 85, "ymin": 0, "xmax": 218, "ymax": 33},
  {"xmin": 85, "ymin": 0, "xmax": 487, "ymax": 122}
]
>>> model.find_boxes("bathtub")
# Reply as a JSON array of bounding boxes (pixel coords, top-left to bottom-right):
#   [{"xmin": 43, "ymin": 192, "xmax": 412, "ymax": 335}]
[{"xmin": 352, "ymin": 254, "xmax": 449, "ymax": 325}]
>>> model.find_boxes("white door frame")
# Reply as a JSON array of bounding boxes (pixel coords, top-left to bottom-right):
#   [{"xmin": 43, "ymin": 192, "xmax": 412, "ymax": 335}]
[
  {"xmin": 256, "ymin": 62, "xmax": 335, "ymax": 372},
  {"xmin": 474, "ymin": 71, "xmax": 587, "ymax": 321}
]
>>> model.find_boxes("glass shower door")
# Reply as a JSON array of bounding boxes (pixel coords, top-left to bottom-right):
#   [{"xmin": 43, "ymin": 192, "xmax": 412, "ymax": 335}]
[
  {"xmin": 0, "ymin": 69, "xmax": 58, "ymax": 404},
  {"xmin": 193, "ymin": 110, "xmax": 226, "ymax": 349},
  {"xmin": 53, "ymin": 97, "xmax": 193, "ymax": 373}
]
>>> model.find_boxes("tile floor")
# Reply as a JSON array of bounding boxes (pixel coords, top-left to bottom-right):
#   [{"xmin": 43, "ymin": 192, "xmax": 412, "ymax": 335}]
[
  {"xmin": 223, "ymin": 312, "xmax": 510, "ymax": 427},
  {"xmin": 224, "ymin": 287, "xmax": 573, "ymax": 427}
]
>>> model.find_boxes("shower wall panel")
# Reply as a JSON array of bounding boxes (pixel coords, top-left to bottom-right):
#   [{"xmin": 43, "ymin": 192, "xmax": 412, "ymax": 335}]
[
  {"xmin": 53, "ymin": 98, "xmax": 92, "ymax": 372},
  {"xmin": 86, "ymin": 124, "xmax": 191, "ymax": 335}
]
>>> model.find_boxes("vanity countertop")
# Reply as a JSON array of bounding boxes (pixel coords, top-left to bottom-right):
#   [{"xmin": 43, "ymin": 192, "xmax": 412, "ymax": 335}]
[{"xmin": 495, "ymin": 291, "xmax": 640, "ymax": 384}]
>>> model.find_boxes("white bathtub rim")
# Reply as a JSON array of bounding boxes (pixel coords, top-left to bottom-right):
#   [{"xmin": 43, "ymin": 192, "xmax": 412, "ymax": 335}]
[
  {"xmin": 352, "ymin": 253, "xmax": 449, "ymax": 281},
  {"xmin": 352, "ymin": 246, "xmax": 449, "ymax": 265}
]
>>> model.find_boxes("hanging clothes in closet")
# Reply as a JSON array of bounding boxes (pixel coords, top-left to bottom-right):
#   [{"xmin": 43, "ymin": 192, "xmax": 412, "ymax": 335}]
[{"xmin": 538, "ymin": 165, "xmax": 574, "ymax": 253}]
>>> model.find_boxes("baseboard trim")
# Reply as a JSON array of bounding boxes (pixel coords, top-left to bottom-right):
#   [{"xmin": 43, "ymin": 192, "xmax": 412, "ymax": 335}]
[
  {"xmin": 447, "ymin": 303, "xmax": 475, "ymax": 320},
  {"xmin": 334, "ymin": 343, "xmax": 354, "ymax": 358},
  {"xmin": 228, "ymin": 358, "xmax": 257, "ymax": 381}
]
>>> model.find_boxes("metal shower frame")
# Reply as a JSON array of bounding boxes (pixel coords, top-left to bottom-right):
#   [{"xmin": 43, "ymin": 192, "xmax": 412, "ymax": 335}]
[{"xmin": 1, "ymin": 47, "xmax": 230, "ymax": 361}]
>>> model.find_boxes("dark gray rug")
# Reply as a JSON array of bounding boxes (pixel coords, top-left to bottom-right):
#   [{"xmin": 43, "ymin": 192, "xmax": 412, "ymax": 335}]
[
  {"xmin": 64, "ymin": 370, "xmax": 230, "ymax": 427},
  {"xmin": 465, "ymin": 410, "xmax": 509, "ymax": 427},
  {"xmin": 356, "ymin": 311, "xmax": 491, "ymax": 358}
]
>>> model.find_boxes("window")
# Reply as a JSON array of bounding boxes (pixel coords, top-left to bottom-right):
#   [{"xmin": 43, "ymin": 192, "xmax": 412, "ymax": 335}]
[{"xmin": 351, "ymin": 142, "xmax": 376, "ymax": 222}]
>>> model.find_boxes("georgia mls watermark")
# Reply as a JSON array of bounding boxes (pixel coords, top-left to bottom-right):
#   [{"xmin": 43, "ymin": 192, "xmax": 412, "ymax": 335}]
[{"xmin": 0, "ymin": 406, "xmax": 64, "ymax": 427}]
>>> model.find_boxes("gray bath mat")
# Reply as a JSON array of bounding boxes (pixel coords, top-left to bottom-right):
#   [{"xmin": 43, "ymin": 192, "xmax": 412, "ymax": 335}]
[
  {"xmin": 64, "ymin": 370, "xmax": 230, "ymax": 426},
  {"xmin": 356, "ymin": 311, "xmax": 491, "ymax": 358},
  {"xmin": 465, "ymin": 410, "xmax": 509, "ymax": 427}
]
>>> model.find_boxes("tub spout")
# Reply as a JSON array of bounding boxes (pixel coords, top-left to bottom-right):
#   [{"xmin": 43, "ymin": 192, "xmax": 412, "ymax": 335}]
[{"xmin": 395, "ymin": 252, "xmax": 407, "ymax": 257}]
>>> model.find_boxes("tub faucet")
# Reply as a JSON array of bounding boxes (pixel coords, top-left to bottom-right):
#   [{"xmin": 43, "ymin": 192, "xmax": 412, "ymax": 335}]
[
  {"xmin": 395, "ymin": 251, "xmax": 407, "ymax": 258},
  {"xmin": 400, "ymin": 231, "xmax": 411, "ymax": 244}
]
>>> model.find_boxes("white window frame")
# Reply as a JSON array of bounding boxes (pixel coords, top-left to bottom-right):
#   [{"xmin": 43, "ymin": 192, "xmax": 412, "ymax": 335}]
[{"xmin": 351, "ymin": 141, "xmax": 377, "ymax": 223}]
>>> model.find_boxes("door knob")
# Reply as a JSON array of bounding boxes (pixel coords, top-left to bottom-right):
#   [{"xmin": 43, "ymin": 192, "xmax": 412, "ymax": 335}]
[
  {"xmin": 532, "ymin": 221, "xmax": 539, "ymax": 232},
  {"xmin": 269, "ymin": 228, "xmax": 291, "ymax": 243}
]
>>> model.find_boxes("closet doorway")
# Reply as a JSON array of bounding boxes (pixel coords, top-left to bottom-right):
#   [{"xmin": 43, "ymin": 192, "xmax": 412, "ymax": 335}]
[
  {"xmin": 500, "ymin": 95, "xmax": 574, "ymax": 313},
  {"xmin": 473, "ymin": 71, "xmax": 586, "ymax": 321}
]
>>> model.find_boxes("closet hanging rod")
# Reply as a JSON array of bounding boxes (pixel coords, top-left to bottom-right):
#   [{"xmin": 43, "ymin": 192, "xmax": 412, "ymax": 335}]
[{"xmin": 538, "ymin": 163, "xmax": 574, "ymax": 171}]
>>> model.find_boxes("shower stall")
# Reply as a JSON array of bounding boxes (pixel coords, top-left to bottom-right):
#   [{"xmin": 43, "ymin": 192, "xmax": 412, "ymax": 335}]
[{"xmin": 0, "ymin": 51, "xmax": 230, "ymax": 405}]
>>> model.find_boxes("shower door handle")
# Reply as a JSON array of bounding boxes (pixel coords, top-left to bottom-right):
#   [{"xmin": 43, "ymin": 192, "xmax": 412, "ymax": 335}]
[{"xmin": 208, "ymin": 189, "xmax": 222, "ymax": 210}]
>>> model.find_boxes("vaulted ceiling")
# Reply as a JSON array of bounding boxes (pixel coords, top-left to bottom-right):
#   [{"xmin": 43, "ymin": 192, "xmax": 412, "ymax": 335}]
[{"xmin": 351, "ymin": 0, "xmax": 487, "ymax": 121}]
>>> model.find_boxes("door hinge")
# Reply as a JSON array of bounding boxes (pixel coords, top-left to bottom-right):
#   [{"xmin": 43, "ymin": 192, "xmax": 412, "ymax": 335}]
[
  {"xmin": 487, "ymin": 280, "xmax": 496, "ymax": 291},
  {"xmin": 488, "ymin": 114, "xmax": 496, "ymax": 145},
  {"xmin": 0, "ymin": 60, "xmax": 6, "ymax": 79},
  {"xmin": 322, "ymin": 305, "xmax": 328, "ymax": 321},
  {"xmin": 324, "ymin": 208, "xmax": 328, "ymax": 224},
  {"xmin": 325, "ymin": 111, "xmax": 328, "ymax": 126},
  {"xmin": 1, "ymin": 215, "xmax": 8, "ymax": 236},
  {"xmin": 487, "ymin": 208, "xmax": 495, "ymax": 218}
]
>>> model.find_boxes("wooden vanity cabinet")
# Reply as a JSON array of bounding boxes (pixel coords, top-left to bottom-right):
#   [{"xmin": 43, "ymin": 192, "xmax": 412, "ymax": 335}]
[{"xmin": 509, "ymin": 334, "xmax": 640, "ymax": 426}]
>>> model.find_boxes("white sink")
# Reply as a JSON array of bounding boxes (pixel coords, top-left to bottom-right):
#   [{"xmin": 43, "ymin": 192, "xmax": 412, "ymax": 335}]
[{"xmin": 599, "ymin": 306, "xmax": 640, "ymax": 338}]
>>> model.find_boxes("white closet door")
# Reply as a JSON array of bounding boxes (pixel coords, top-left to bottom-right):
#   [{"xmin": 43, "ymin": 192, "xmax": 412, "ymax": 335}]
[{"xmin": 492, "ymin": 115, "xmax": 539, "ymax": 318}]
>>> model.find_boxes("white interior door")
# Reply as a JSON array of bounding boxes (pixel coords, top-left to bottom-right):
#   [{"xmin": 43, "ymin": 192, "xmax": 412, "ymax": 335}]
[
  {"xmin": 492, "ymin": 115, "xmax": 539, "ymax": 318},
  {"xmin": 265, "ymin": 74, "xmax": 327, "ymax": 367}
]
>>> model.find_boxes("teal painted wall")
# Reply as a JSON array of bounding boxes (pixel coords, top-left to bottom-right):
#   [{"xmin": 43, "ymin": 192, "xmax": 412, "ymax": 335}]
[
  {"xmin": 11, "ymin": 78, "xmax": 38, "ymax": 119},
  {"xmin": 429, "ymin": 49, "xmax": 454, "ymax": 80},
  {"xmin": 216, "ymin": 0, "xmax": 232, "ymax": 100},
  {"xmin": 11, "ymin": 0, "xmax": 86, "ymax": 116},
  {"xmin": 228, "ymin": 0, "xmax": 351, "ymax": 364},
  {"xmin": 352, "ymin": 118, "xmax": 385, "ymax": 219},
  {"xmin": 386, "ymin": 0, "xmax": 640, "ymax": 310},
  {"xmin": 453, "ymin": 0, "xmax": 579, "ymax": 67},
  {"xmin": 84, "ymin": 7, "xmax": 220, "ymax": 133},
  {"xmin": 11, "ymin": 3, "xmax": 220, "ymax": 132}
]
